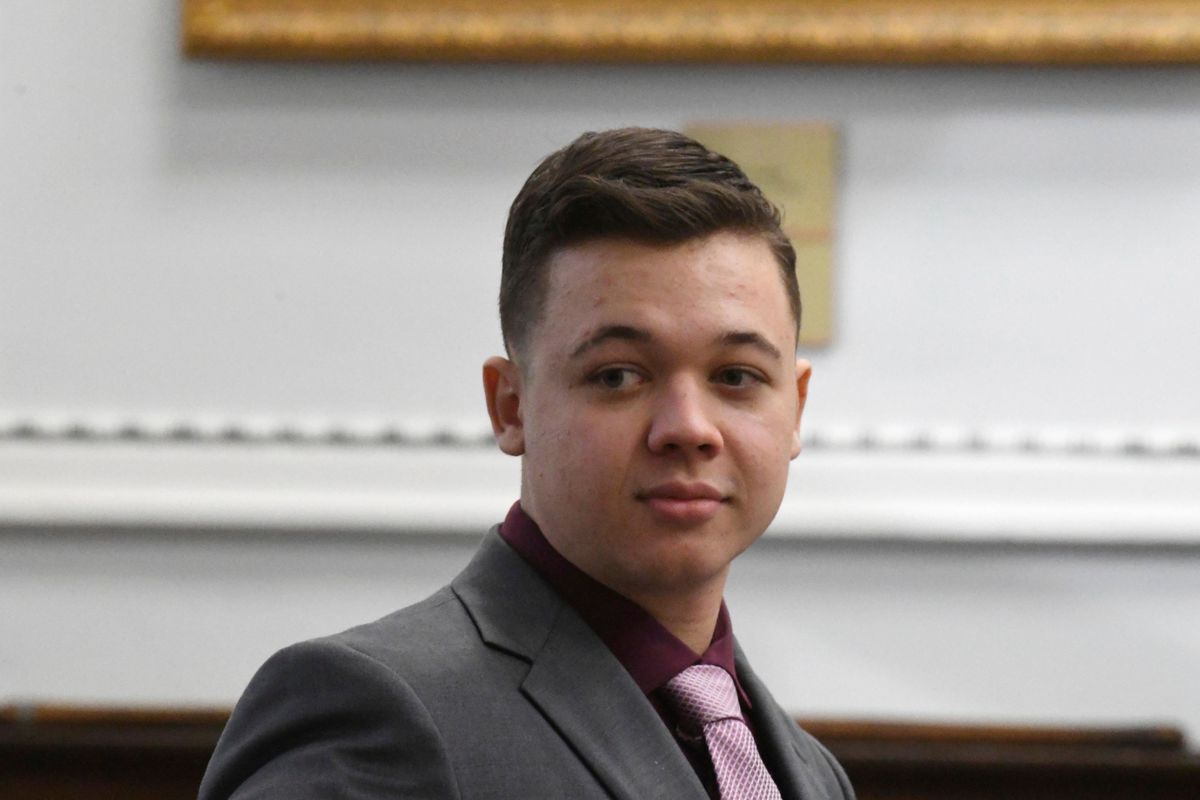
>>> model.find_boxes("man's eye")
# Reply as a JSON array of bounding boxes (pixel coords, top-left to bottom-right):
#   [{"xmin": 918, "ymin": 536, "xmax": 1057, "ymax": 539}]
[
  {"xmin": 715, "ymin": 368, "xmax": 759, "ymax": 387},
  {"xmin": 593, "ymin": 368, "xmax": 639, "ymax": 389}
]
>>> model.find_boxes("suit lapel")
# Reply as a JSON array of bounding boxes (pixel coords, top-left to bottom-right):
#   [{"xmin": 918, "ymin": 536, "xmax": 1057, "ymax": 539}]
[
  {"xmin": 736, "ymin": 644, "xmax": 817, "ymax": 800},
  {"xmin": 453, "ymin": 530, "xmax": 705, "ymax": 800},
  {"xmin": 523, "ymin": 607, "xmax": 706, "ymax": 800}
]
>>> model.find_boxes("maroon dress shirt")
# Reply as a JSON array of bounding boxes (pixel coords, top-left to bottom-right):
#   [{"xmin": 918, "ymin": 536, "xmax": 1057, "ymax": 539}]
[{"xmin": 498, "ymin": 502, "xmax": 763, "ymax": 799}]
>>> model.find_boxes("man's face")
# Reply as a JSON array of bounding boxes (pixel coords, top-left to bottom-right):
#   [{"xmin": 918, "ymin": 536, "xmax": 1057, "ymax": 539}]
[{"xmin": 485, "ymin": 231, "xmax": 810, "ymax": 604}]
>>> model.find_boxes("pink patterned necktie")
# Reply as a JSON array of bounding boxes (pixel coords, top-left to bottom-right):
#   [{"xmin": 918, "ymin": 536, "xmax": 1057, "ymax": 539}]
[{"xmin": 663, "ymin": 665, "xmax": 783, "ymax": 800}]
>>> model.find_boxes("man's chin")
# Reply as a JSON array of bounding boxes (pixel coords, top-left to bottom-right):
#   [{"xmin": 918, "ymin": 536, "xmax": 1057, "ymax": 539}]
[{"xmin": 615, "ymin": 550, "xmax": 735, "ymax": 599}]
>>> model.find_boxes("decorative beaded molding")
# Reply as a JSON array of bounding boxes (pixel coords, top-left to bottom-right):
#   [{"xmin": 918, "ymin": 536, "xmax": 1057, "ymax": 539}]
[
  {"xmin": 2, "ymin": 415, "xmax": 1199, "ymax": 459},
  {"xmin": 4, "ymin": 414, "xmax": 1199, "ymax": 543},
  {"xmin": 0, "ymin": 415, "xmax": 497, "ymax": 448}
]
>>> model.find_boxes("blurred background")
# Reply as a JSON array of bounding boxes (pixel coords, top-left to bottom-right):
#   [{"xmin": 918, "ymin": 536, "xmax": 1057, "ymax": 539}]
[{"xmin": 3, "ymin": 2, "xmax": 1200, "ymax": 797}]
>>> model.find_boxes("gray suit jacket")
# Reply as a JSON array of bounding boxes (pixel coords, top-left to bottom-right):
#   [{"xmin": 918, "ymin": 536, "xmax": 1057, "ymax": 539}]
[{"xmin": 200, "ymin": 529, "xmax": 854, "ymax": 800}]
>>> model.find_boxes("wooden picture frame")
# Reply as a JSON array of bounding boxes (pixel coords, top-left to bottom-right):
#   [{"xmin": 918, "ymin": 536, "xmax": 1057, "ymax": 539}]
[{"xmin": 183, "ymin": 0, "xmax": 1200, "ymax": 64}]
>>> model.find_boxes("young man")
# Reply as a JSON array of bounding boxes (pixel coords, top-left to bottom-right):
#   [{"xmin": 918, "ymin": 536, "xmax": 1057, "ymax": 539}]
[{"xmin": 200, "ymin": 128, "xmax": 854, "ymax": 800}]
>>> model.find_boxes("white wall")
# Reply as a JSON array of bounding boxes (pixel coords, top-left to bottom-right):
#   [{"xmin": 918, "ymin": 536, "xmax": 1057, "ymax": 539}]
[
  {"xmin": 2, "ymin": 2, "xmax": 1199, "ymax": 742},
  {"xmin": 5, "ymin": 523, "xmax": 1199, "ymax": 733}
]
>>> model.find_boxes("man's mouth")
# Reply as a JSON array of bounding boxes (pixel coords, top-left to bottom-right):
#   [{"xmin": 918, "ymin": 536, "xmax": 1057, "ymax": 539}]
[{"xmin": 637, "ymin": 482, "xmax": 727, "ymax": 524}]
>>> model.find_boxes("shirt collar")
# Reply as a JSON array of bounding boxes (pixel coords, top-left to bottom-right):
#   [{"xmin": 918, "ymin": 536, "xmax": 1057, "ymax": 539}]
[{"xmin": 498, "ymin": 501, "xmax": 750, "ymax": 706}]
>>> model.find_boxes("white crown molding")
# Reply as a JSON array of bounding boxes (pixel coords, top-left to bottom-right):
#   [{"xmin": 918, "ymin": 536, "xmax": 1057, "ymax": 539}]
[{"xmin": 2, "ymin": 415, "xmax": 1200, "ymax": 545}]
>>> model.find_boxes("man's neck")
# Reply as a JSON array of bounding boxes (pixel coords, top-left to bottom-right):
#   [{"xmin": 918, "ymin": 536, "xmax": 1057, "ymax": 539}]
[{"xmin": 624, "ymin": 577, "xmax": 728, "ymax": 655}]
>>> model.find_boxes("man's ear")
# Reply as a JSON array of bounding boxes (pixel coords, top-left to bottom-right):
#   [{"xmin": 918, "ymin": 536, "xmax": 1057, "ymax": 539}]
[
  {"xmin": 790, "ymin": 359, "xmax": 813, "ymax": 459},
  {"xmin": 483, "ymin": 356, "xmax": 526, "ymax": 456}
]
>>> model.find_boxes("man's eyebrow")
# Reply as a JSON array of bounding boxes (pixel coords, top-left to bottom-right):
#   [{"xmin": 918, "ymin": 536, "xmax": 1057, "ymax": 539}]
[
  {"xmin": 718, "ymin": 330, "xmax": 784, "ymax": 361},
  {"xmin": 569, "ymin": 325, "xmax": 653, "ymax": 358}
]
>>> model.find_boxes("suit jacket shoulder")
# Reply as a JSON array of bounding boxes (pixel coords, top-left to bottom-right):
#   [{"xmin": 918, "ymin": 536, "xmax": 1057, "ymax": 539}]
[{"xmin": 197, "ymin": 621, "xmax": 463, "ymax": 800}]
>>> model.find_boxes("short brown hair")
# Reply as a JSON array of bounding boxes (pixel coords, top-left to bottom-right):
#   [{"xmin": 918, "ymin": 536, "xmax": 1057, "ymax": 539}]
[{"xmin": 500, "ymin": 127, "xmax": 800, "ymax": 358}]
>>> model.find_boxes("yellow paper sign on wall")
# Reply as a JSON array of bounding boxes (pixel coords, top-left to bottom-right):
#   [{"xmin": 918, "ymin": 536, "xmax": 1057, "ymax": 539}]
[{"xmin": 685, "ymin": 123, "xmax": 837, "ymax": 347}]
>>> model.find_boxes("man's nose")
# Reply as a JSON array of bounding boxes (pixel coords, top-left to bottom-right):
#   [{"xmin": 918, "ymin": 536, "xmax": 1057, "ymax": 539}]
[{"xmin": 645, "ymin": 378, "xmax": 723, "ymax": 456}]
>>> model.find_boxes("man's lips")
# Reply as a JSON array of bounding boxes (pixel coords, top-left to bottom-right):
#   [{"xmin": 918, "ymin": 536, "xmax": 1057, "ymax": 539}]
[
  {"xmin": 636, "ymin": 482, "xmax": 728, "ymax": 524},
  {"xmin": 638, "ymin": 481, "xmax": 725, "ymax": 502}
]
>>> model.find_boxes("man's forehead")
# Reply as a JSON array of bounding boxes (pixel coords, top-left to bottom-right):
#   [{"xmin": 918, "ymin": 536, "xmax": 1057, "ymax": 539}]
[
  {"xmin": 568, "ymin": 323, "xmax": 784, "ymax": 363},
  {"xmin": 525, "ymin": 233, "xmax": 797, "ymax": 362}
]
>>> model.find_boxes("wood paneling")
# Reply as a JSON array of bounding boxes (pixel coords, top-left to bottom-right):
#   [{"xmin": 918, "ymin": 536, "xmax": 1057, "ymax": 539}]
[{"xmin": 4, "ymin": 705, "xmax": 1200, "ymax": 799}]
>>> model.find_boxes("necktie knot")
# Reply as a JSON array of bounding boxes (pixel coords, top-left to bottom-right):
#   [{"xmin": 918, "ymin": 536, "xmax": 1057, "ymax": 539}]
[{"xmin": 663, "ymin": 664, "xmax": 743, "ymax": 728}]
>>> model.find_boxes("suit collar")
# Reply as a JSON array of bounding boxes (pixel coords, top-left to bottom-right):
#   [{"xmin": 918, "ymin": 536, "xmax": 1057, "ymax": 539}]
[
  {"xmin": 451, "ymin": 526, "xmax": 561, "ymax": 661},
  {"xmin": 452, "ymin": 528, "xmax": 707, "ymax": 800}
]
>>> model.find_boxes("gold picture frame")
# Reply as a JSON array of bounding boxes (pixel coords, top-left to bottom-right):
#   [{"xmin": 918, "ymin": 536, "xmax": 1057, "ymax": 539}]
[{"xmin": 183, "ymin": 0, "xmax": 1200, "ymax": 64}]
